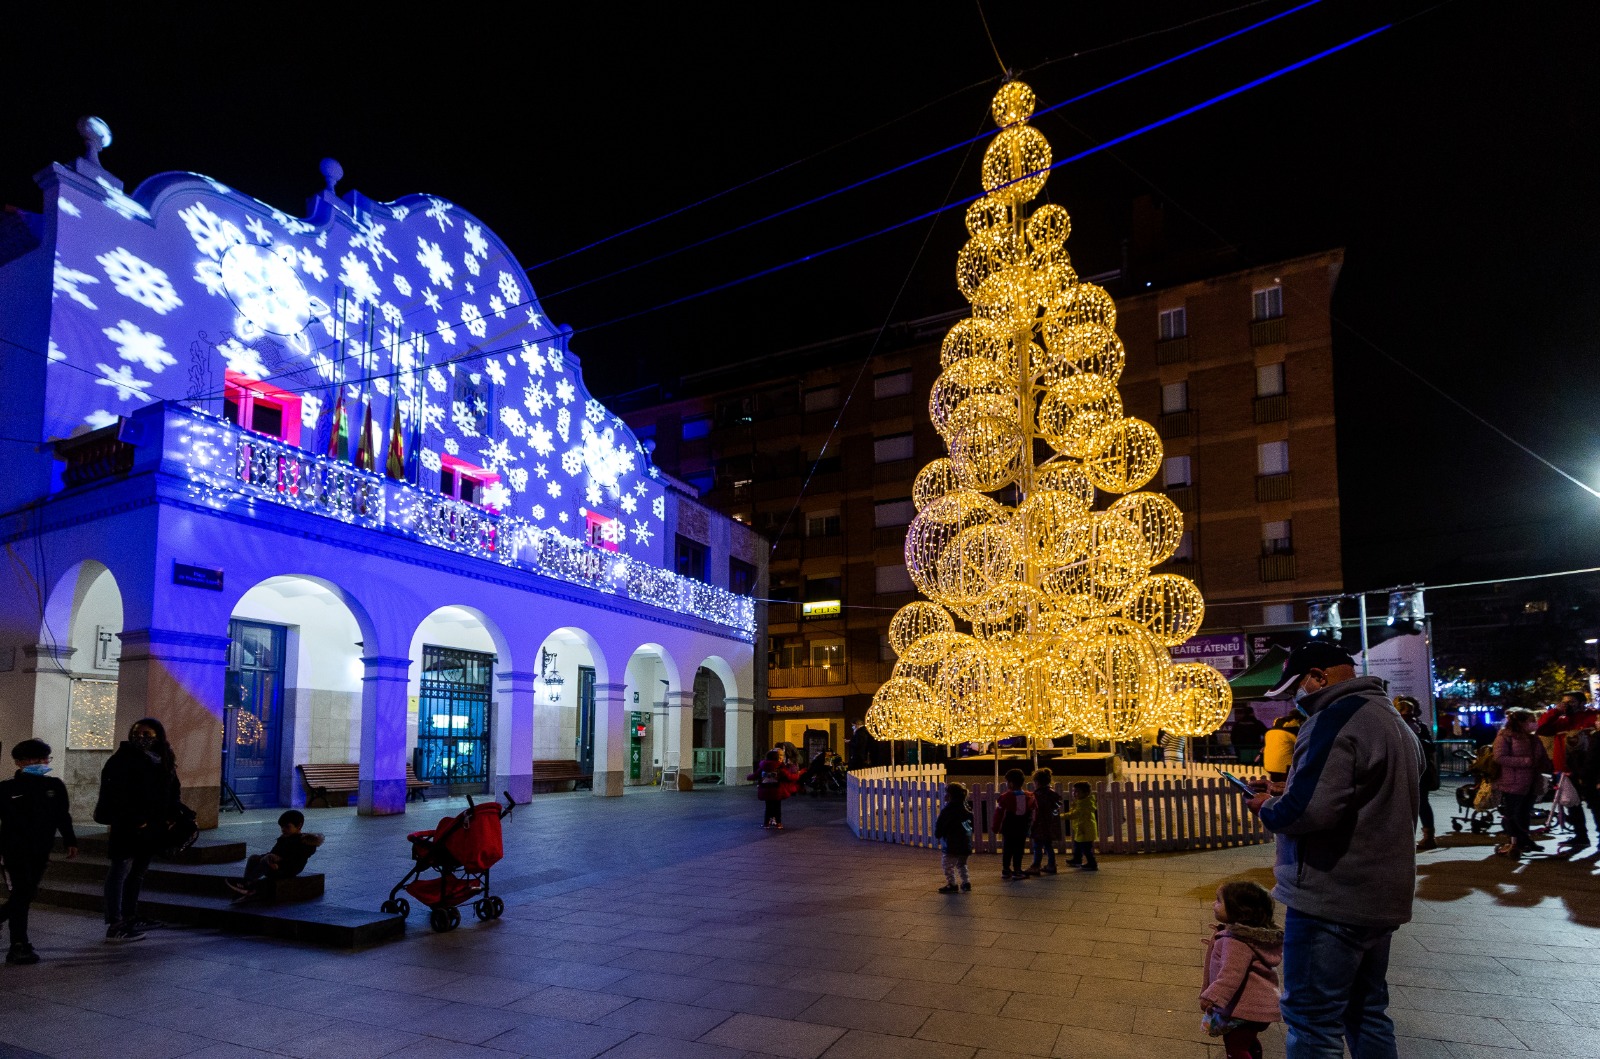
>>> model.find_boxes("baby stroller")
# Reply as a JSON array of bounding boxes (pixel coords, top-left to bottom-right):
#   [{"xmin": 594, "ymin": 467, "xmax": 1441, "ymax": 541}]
[
  {"xmin": 382, "ymin": 792, "xmax": 516, "ymax": 932},
  {"xmin": 1451, "ymin": 746, "xmax": 1499, "ymax": 835}
]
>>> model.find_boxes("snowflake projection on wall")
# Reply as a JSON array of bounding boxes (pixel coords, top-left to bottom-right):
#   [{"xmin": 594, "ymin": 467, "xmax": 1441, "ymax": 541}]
[{"xmin": 43, "ymin": 170, "xmax": 671, "ymax": 566}]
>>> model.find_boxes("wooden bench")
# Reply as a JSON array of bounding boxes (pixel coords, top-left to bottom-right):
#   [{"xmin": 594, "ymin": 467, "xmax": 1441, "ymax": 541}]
[
  {"xmin": 532, "ymin": 759, "xmax": 592, "ymax": 793},
  {"xmin": 296, "ymin": 763, "xmax": 432, "ymax": 807}
]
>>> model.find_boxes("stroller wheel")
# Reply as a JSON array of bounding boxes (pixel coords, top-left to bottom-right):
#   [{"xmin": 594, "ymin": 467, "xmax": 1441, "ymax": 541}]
[
  {"xmin": 487, "ymin": 895, "xmax": 505, "ymax": 919},
  {"xmin": 381, "ymin": 899, "xmax": 398, "ymax": 915},
  {"xmin": 1452, "ymin": 821, "xmax": 1462, "ymax": 832},
  {"xmin": 429, "ymin": 907, "xmax": 460, "ymax": 933},
  {"xmin": 396, "ymin": 897, "xmax": 410, "ymax": 920},
  {"xmin": 473, "ymin": 899, "xmax": 490, "ymax": 922}
]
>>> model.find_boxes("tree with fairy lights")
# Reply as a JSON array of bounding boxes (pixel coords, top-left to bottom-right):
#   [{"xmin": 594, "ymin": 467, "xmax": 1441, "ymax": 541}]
[{"xmin": 865, "ymin": 81, "xmax": 1230, "ymax": 753}]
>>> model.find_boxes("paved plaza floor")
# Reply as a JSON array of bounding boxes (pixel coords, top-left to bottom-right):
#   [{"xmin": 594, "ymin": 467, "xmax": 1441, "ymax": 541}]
[{"xmin": 3, "ymin": 788, "xmax": 1599, "ymax": 1059}]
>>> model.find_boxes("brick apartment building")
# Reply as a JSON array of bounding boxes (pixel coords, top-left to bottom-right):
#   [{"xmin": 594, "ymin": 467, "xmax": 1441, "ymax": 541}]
[{"xmin": 617, "ymin": 249, "xmax": 1346, "ymax": 749}]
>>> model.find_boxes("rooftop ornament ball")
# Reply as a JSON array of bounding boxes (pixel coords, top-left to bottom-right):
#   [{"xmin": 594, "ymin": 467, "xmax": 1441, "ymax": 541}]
[{"xmin": 868, "ymin": 81, "xmax": 1226, "ymax": 747}]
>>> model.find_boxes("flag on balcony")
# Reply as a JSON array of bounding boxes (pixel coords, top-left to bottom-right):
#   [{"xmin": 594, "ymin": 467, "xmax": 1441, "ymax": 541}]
[
  {"xmin": 386, "ymin": 397, "xmax": 406, "ymax": 480},
  {"xmin": 355, "ymin": 396, "xmax": 376, "ymax": 471},
  {"xmin": 327, "ymin": 388, "xmax": 348, "ymax": 461}
]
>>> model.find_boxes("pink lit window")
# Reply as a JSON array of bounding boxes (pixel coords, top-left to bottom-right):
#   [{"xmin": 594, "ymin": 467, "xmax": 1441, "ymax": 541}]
[
  {"xmin": 439, "ymin": 454, "xmax": 501, "ymax": 510},
  {"xmin": 585, "ymin": 510, "xmax": 621, "ymax": 553},
  {"xmin": 224, "ymin": 371, "xmax": 301, "ymax": 445}
]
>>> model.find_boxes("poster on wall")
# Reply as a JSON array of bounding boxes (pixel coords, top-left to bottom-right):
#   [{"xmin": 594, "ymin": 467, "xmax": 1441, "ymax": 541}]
[
  {"xmin": 1170, "ymin": 633, "xmax": 1248, "ymax": 677},
  {"xmin": 1358, "ymin": 627, "xmax": 1435, "ymax": 727}
]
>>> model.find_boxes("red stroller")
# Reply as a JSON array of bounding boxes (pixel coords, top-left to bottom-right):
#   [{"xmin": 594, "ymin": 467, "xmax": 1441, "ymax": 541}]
[{"xmin": 382, "ymin": 792, "xmax": 516, "ymax": 932}]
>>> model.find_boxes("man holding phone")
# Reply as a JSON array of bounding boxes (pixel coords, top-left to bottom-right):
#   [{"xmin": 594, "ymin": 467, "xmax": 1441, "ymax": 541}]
[{"xmin": 1244, "ymin": 641, "xmax": 1423, "ymax": 1059}]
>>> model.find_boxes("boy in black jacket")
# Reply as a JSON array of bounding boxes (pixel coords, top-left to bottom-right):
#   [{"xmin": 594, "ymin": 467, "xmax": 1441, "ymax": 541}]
[
  {"xmin": 0, "ymin": 739, "xmax": 78, "ymax": 965},
  {"xmin": 933, "ymin": 782, "xmax": 973, "ymax": 894},
  {"xmin": 225, "ymin": 810, "xmax": 323, "ymax": 901}
]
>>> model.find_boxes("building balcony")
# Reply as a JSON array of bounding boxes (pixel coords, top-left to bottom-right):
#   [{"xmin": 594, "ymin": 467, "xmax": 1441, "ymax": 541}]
[
  {"xmin": 1255, "ymin": 472, "xmax": 1294, "ymax": 502},
  {"xmin": 1166, "ymin": 485, "xmax": 1196, "ymax": 512},
  {"xmin": 1250, "ymin": 317, "xmax": 1288, "ymax": 345},
  {"xmin": 1253, "ymin": 394, "xmax": 1288, "ymax": 423},
  {"xmin": 71, "ymin": 404, "xmax": 756, "ymax": 639},
  {"xmin": 1155, "ymin": 336, "xmax": 1189, "ymax": 364},
  {"xmin": 769, "ymin": 664, "xmax": 848, "ymax": 689},
  {"xmin": 1260, "ymin": 554, "xmax": 1297, "ymax": 582},
  {"xmin": 1157, "ymin": 410, "xmax": 1195, "ymax": 439}
]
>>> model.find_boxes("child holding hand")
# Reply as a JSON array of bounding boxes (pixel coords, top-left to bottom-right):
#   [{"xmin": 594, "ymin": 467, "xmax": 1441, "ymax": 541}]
[{"xmin": 1200, "ymin": 881, "xmax": 1283, "ymax": 1059}]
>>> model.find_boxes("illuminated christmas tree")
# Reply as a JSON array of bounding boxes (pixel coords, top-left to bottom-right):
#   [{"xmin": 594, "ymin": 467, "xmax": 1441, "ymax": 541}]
[{"xmin": 866, "ymin": 81, "xmax": 1231, "ymax": 749}]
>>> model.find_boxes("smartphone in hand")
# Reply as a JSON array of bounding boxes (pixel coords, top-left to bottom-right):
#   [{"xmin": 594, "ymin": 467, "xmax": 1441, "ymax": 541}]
[{"xmin": 1217, "ymin": 770, "xmax": 1261, "ymax": 798}]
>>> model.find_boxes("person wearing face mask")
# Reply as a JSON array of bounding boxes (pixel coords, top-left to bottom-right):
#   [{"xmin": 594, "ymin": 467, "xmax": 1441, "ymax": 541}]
[
  {"xmin": 1244, "ymin": 641, "xmax": 1424, "ymax": 1059},
  {"xmin": 94, "ymin": 718, "xmax": 182, "ymax": 942},
  {"xmin": 0, "ymin": 739, "xmax": 79, "ymax": 965}
]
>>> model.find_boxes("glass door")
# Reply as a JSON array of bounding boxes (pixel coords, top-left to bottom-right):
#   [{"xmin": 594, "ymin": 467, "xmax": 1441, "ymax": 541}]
[
  {"xmin": 224, "ymin": 620, "xmax": 286, "ymax": 808},
  {"xmin": 416, "ymin": 645, "xmax": 494, "ymax": 788},
  {"xmin": 577, "ymin": 665, "xmax": 596, "ymax": 776}
]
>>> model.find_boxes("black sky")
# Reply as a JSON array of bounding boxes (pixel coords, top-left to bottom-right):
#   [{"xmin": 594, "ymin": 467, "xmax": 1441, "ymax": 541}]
[{"xmin": 3, "ymin": 1, "xmax": 1596, "ymax": 588}]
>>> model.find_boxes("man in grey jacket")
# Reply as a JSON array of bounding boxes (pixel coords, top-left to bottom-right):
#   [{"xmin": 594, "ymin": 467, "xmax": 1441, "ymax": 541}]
[{"xmin": 1246, "ymin": 641, "xmax": 1423, "ymax": 1059}]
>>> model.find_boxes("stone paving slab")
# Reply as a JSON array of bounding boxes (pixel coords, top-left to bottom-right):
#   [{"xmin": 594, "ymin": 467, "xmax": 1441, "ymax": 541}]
[{"xmin": 3, "ymin": 790, "xmax": 1599, "ymax": 1057}]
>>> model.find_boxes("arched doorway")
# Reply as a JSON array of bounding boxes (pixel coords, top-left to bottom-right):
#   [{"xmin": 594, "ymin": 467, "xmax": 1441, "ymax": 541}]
[
  {"xmin": 532, "ymin": 628, "xmax": 604, "ymax": 779},
  {"xmin": 39, "ymin": 560, "xmax": 124, "ymax": 810},
  {"xmin": 691, "ymin": 666, "xmax": 727, "ymax": 782},
  {"xmin": 229, "ymin": 576, "xmax": 367, "ymax": 808},
  {"xmin": 624, "ymin": 644, "xmax": 679, "ymax": 785},
  {"xmin": 408, "ymin": 606, "xmax": 507, "ymax": 794}
]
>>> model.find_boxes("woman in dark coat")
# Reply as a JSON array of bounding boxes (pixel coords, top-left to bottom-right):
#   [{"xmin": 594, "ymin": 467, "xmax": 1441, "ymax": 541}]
[
  {"xmin": 96, "ymin": 717, "xmax": 182, "ymax": 941},
  {"xmin": 751, "ymin": 749, "xmax": 799, "ymax": 829}
]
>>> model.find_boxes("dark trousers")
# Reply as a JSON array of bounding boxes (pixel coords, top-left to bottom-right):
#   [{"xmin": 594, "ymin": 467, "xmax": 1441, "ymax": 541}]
[
  {"xmin": 1069, "ymin": 840, "xmax": 1098, "ymax": 868},
  {"xmin": 1000, "ymin": 825, "xmax": 1028, "ymax": 874},
  {"xmin": 1223, "ymin": 1021, "xmax": 1269, "ymax": 1059},
  {"xmin": 0, "ymin": 854, "xmax": 47, "ymax": 946},
  {"xmin": 1417, "ymin": 784, "xmax": 1434, "ymax": 831},
  {"xmin": 104, "ymin": 853, "xmax": 151, "ymax": 926},
  {"xmin": 1028, "ymin": 835, "xmax": 1056, "ymax": 871},
  {"xmin": 762, "ymin": 799, "xmax": 782, "ymax": 826},
  {"xmin": 1563, "ymin": 784, "xmax": 1600, "ymax": 845},
  {"xmin": 1500, "ymin": 791, "xmax": 1535, "ymax": 849}
]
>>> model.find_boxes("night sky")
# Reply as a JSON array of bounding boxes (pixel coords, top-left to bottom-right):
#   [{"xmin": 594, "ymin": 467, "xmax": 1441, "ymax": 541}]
[{"xmin": 4, "ymin": 1, "xmax": 1596, "ymax": 591}]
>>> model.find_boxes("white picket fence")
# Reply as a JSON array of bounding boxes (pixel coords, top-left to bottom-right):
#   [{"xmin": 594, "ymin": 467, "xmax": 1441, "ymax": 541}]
[{"xmin": 846, "ymin": 761, "xmax": 1271, "ymax": 854}]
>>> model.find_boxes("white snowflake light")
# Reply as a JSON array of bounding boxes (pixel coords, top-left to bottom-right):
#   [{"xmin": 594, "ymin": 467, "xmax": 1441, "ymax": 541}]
[
  {"xmin": 95, "ymin": 363, "xmax": 153, "ymax": 402},
  {"xmin": 337, "ymin": 252, "xmax": 381, "ymax": 305},
  {"xmin": 53, "ymin": 256, "xmax": 101, "ymax": 309},
  {"xmin": 102, "ymin": 319, "xmax": 176, "ymax": 373},
  {"xmin": 555, "ymin": 379, "xmax": 576, "ymax": 404},
  {"xmin": 443, "ymin": 438, "xmax": 460, "ymax": 456},
  {"xmin": 420, "ymin": 448, "xmax": 442, "ymax": 472},
  {"xmin": 464, "ymin": 221, "xmax": 489, "ymax": 258},
  {"xmin": 461, "ymin": 302, "xmax": 487, "ymax": 338},
  {"xmin": 96, "ymin": 248, "xmax": 183, "ymax": 314},
  {"xmin": 416, "ymin": 239, "xmax": 454, "ymax": 288}
]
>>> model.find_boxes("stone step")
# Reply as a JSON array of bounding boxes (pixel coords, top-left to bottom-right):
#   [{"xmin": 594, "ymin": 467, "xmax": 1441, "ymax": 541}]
[
  {"xmin": 24, "ymin": 876, "xmax": 403, "ymax": 949},
  {"xmin": 72, "ymin": 830, "xmax": 247, "ymax": 865},
  {"xmin": 47, "ymin": 854, "xmax": 324, "ymax": 902}
]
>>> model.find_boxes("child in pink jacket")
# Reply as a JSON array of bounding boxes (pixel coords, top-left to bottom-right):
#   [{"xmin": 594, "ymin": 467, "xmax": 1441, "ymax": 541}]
[{"xmin": 1200, "ymin": 881, "xmax": 1283, "ymax": 1059}]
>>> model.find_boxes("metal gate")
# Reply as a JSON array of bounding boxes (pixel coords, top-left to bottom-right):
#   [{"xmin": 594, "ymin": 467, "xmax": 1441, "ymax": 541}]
[
  {"xmin": 224, "ymin": 620, "xmax": 286, "ymax": 808},
  {"xmin": 416, "ymin": 645, "xmax": 494, "ymax": 788},
  {"xmin": 577, "ymin": 665, "xmax": 596, "ymax": 778}
]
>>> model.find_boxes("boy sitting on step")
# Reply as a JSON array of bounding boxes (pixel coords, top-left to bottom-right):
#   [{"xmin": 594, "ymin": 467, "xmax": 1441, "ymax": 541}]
[{"xmin": 226, "ymin": 810, "xmax": 323, "ymax": 901}]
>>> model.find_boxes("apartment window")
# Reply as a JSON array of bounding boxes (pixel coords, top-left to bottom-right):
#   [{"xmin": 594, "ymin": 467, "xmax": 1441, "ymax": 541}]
[
  {"xmin": 804, "ymin": 575, "xmax": 842, "ymax": 603},
  {"xmin": 224, "ymin": 370, "xmax": 302, "ymax": 445},
  {"xmin": 439, "ymin": 455, "xmax": 499, "ymax": 508},
  {"xmin": 805, "ymin": 510, "xmax": 841, "ymax": 538},
  {"xmin": 873, "ymin": 498, "xmax": 916, "ymax": 527},
  {"xmin": 1256, "ymin": 363, "xmax": 1286, "ymax": 397},
  {"xmin": 674, "ymin": 534, "xmax": 709, "ymax": 580},
  {"xmin": 874, "ymin": 433, "xmax": 914, "ymax": 463},
  {"xmin": 1158, "ymin": 307, "xmax": 1187, "ymax": 340},
  {"xmin": 584, "ymin": 510, "xmax": 622, "ymax": 553},
  {"xmin": 810, "ymin": 640, "xmax": 845, "ymax": 669},
  {"xmin": 681, "ymin": 415, "xmax": 712, "ymax": 440},
  {"xmin": 1253, "ymin": 286, "xmax": 1284, "ymax": 321},
  {"xmin": 810, "ymin": 447, "xmax": 842, "ymax": 475},
  {"xmin": 1161, "ymin": 381, "xmax": 1189, "ymax": 414},
  {"xmin": 1262, "ymin": 519, "xmax": 1293, "ymax": 556},
  {"xmin": 1257, "ymin": 441, "xmax": 1289, "ymax": 477},
  {"xmin": 803, "ymin": 385, "xmax": 840, "ymax": 412},
  {"xmin": 874, "ymin": 370, "xmax": 913, "ymax": 399},
  {"xmin": 1173, "ymin": 531, "xmax": 1195, "ymax": 561},
  {"xmin": 716, "ymin": 395, "xmax": 754, "ymax": 425},
  {"xmin": 875, "ymin": 564, "xmax": 914, "ymax": 594},
  {"xmin": 1163, "ymin": 455, "xmax": 1192, "ymax": 489},
  {"xmin": 773, "ymin": 642, "xmax": 805, "ymax": 669},
  {"xmin": 1263, "ymin": 603, "xmax": 1295, "ymax": 625},
  {"xmin": 729, "ymin": 558, "xmax": 757, "ymax": 597}
]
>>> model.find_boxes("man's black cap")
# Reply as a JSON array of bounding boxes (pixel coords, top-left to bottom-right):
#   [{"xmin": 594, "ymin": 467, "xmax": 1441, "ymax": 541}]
[{"xmin": 1266, "ymin": 640, "xmax": 1357, "ymax": 698}]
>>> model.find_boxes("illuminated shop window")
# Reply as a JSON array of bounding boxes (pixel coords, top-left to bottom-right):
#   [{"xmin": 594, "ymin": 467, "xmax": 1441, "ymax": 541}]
[{"xmin": 223, "ymin": 370, "xmax": 301, "ymax": 445}]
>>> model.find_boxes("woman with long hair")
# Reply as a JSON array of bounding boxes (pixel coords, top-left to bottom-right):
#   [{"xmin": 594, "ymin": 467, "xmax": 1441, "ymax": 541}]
[
  {"xmin": 1492, "ymin": 708, "xmax": 1550, "ymax": 858},
  {"xmin": 96, "ymin": 717, "xmax": 182, "ymax": 942}
]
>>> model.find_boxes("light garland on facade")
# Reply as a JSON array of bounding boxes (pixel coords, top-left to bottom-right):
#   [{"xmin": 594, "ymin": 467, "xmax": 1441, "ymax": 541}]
[
  {"xmin": 172, "ymin": 407, "xmax": 755, "ymax": 638},
  {"xmin": 866, "ymin": 81, "xmax": 1229, "ymax": 745}
]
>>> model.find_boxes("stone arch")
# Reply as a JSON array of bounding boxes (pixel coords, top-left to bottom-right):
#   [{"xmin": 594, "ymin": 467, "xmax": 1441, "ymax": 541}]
[
  {"xmin": 693, "ymin": 653, "xmax": 753, "ymax": 785},
  {"xmin": 407, "ymin": 605, "xmax": 512, "ymax": 794},
  {"xmin": 625, "ymin": 643, "xmax": 681, "ymax": 785},
  {"xmin": 230, "ymin": 574, "xmax": 372, "ymax": 807},
  {"xmin": 36, "ymin": 560, "xmax": 124, "ymax": 810},
  {"xmin": 530, "ymin": 627, "xmax": 610, "ymax": 783}
]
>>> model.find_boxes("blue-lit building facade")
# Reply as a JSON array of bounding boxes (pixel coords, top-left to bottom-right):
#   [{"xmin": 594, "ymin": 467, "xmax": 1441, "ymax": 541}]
[{"xmin": 0, "ymin": 132, "xmax": 763, "ymax": 827}]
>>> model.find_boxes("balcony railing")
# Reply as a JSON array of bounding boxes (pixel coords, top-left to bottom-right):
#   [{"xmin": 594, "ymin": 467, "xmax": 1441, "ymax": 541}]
[
  {"xmin": 1253, "ymin": 394, "xmax": 1288, "ymax": 423},
  {"xmin": 1255, "ymin": 472, "xmax": 1294, "ymax": 502},
  {"xmin": 166, "ymin": 408, "xmax": 755, "ymax": 638},
  {"xmin": 1155, "ymin": 336, "xmax": 1190, "ymax": 364},
  {"xmin": 1260, "ymin": 554, "xmax": 1297, "ymax": 581},
  {"xmin": 1157, "ymin": 410, "xmax": 1195, "ymax": 438},
  {"xmin": 1250, "ymin": 317, "xmax": 1288, "ymax": 345},
  {"xmin": 769, "ymin": 665, "xmax": 848, "ymax": 688}
]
